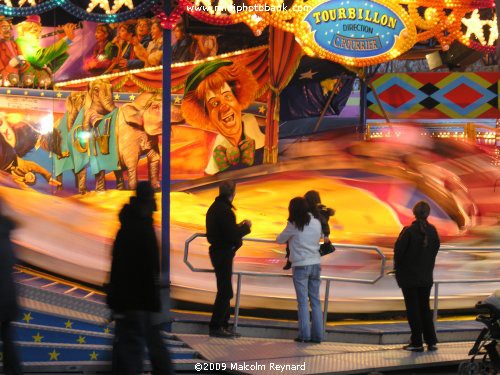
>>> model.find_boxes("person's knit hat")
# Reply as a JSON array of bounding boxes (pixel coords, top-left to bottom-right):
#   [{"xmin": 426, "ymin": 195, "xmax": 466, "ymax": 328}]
[
  {"xmin": 184, "ymin": 60, "xmax": 233, "ymax": 96},
  {"xmin": 25, "ymin": 15, "xmax": 41, "ymax": 24}
]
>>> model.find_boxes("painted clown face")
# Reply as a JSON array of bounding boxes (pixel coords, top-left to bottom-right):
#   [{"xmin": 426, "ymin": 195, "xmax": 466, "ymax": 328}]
[
  {"xmin": 205, "ymin": 82, "xmax": 243, "ymax": 146},
  {"xmin": 0, "ymin": 21, "xmax": 12, "ymax": 40}
]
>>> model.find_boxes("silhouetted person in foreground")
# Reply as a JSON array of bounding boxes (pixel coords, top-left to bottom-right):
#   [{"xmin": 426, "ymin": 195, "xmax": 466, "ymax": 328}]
[
  {"xmin": 0, "ymin": 197, "xmax": 23, "ymax": 375},
  {"xmin": 394, "ymin": 200, "xmax": 440, "ymax": 353},
  {"xmin": 107, "ymin": 182, "xmax": 174, "ymax": 374},
  {"xmin": 206, "ymin": 180, "xmax": 251, "ymax": 338}
]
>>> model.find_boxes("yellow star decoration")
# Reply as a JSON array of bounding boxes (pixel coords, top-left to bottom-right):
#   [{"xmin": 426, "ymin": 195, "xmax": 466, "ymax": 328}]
[
  {"xmin": 173, "ymin": 96, "xmax": 182, "ymax": 105},
  {"xmin": 110, "ymin": 0, "xmax": 134, "ymax": 14},
  {"xmin": 40, "ymin": 92, "xmax": 44, "ymax": 97},
  {"xmin": 56, "ymin": 92, "xmax": 63, "ymax": 98},
  {"xmin": 462, "ymin": 9, "xmax": 489, "ymax": 45},
  {"xmin": 18, "ymin": 0, "xmax": 36, "ymax": 6},
  {"xmin": 23, "ymin": 91, "xmax": 28, "ymax": 96},
  {"xmin": 258, "ymin": 105, "xmax": 266, "ymax": 114},
  {"xmin": 86, "ymin": 0, "xmax": 111, "ymax": 14},
  {"xmin": 77, "ymin": 336, "xmax": 86, "ymax": 344},
  {"xmin": 104, "ymin": 328, "xmax": 111, "ymax": 334},
  {"xmin": 114, "ymin": 94, "xmax": 120, "ymax": 100},
  {"xmin": 6, "ymin": 89, "xmax": 11, "ymax": 94},
  {"xmin": 89, "ymin": 351, "xmax": 99, "ymax": 361},
  {"xmin": 64, "ymin": 320, "xmax": 73, "ymax": 329},
  {"xmin": 49, "ymin": 349, "xmax": 60, "ymax": 361},
  {"xmin": 129, "ymin": 94, "xmax": 136, "ymax": 101},
  {"xmin": 486, "ymin": 15, "xmax": 498, "ymax": 47},
  {"xmin": 23, "ymin": 312, "xmax": 33, "ymax": 324},
  {"xmin": 32, "ymin": 332, "xmax": 43, "ymax": 343}
]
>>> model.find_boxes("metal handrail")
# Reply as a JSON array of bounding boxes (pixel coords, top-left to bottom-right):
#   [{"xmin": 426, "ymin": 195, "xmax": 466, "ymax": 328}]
[
  {"xmin": 432, "ymin": 245, "xmax": 500, "ymax": 322},
  {"xmin": 184, "ymin": 233, "xmax": 387, "ymax": 336}
]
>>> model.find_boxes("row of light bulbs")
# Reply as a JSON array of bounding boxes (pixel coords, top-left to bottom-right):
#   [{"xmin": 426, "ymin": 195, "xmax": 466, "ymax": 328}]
[{"xmin": 176, "ymin": 0, "xmax": 498, "ymax": 66}]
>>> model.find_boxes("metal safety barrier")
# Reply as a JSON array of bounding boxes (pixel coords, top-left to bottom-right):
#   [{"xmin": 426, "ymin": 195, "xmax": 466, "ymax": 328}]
[
  {"xmin": 184, "ymin": 233, "xmax": 386, "ymax": 335},
  {"xmin": 432, "ymin": 245, "xmax": 500, "ymax": 322}
]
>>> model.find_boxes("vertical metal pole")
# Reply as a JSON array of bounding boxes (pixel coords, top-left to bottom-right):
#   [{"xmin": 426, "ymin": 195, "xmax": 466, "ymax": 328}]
[
  {"xmin": 359, "ymin": 73, "xmax": 367, "ymax": 136},
  {"xmin": 161, "ymin": 3, "xmax": 172, "ymax": 330},
  {"xmin": 234, "ymin": 273, "xmax": 242, "ymax": 331},
  {"xmin": 433, "ymin": 283, "xmax": 439, "ymax": 323},
  {"xmin": 323, "ymin": 279, "xmax": 330, "ymax": 339}
]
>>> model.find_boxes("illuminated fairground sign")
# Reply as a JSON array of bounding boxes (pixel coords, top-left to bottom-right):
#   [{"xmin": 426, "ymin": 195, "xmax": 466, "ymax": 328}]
[{"xmin": 296, "ymin": 0, "xmax": 416, "ymax": 66}]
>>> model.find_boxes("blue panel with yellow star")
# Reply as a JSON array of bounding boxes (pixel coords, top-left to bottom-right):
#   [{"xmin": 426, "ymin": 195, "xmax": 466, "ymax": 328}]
[
  {"xmin": 18, "ymin": 310, "xmax": 113, "ymax": 335},
  {"xmin": 13, "ymin": 324, "xmax": 111, "ymax": 346}
]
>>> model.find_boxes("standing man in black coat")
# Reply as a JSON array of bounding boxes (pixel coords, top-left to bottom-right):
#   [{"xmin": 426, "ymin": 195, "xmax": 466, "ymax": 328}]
[
  {"xmin": 206, "ymin": 180, "xmax": 251, "ymax": 338},
  {"xmin": 394, "ymin": 200, "xmax": 440, "ymax": 353},
  {"xmin": 107, "ymin": 181, "xmax": 174, "ymax": 374},
  {"xmin": 0, "ymin": 198, "xmax": 23, "ymax": 375}
]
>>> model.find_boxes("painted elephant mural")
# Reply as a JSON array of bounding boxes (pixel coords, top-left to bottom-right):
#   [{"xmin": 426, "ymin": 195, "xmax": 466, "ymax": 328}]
[
  {"xmin": 48, "ymin": 91, "xmax": 88, "ymax": 193},
  {"xmin": 0, "ymin": 114, "xmax": 60, "ymax": 189},
  {"xmin": 54, "ymin": 79, "xmax": 162, "ymax": 192}
]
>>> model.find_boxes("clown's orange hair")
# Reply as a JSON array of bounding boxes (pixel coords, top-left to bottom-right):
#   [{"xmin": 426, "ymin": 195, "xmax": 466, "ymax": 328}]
[{"xmin": 181, "ymin": 63, "xmax": 258, "ymax": 130}]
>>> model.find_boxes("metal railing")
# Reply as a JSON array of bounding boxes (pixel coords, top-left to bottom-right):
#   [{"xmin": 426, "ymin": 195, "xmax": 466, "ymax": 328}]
[
  {"xmin": 184, "ymin": 233, "xmax": 386, "ymax": 335},
  {"xmin": 432, "ymin": 245, "xmax": 500, "ymax": 322}
]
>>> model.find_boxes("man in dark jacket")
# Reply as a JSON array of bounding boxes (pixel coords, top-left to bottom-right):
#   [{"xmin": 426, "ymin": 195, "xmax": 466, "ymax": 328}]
[
  {"xmin": 107, "ymin": 181, "xmax": 174, "ymax": 374},
  {"xmin": 0, "ymin": 198, "xmax": 23, "ymax": 375},
  {"xmin": 394, "ymin": 201, "xmax": 440, "ymax": 353},
  {"xmin": 206, "ymin": 180, "xmax": 251, "ymax": 338}
]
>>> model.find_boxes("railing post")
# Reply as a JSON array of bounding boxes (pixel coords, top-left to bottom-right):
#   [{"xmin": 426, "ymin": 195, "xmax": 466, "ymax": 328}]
[
  {"xmin": 433, "ymin": 282, "xmax": 439, "ymax": 323},
  {"xmin": 323, "ymin": 279, "xmax": 331, "ymax": 339},
  {"xmin": 234, "ymin": 273, "xmax": 242, "ymax": 331}
]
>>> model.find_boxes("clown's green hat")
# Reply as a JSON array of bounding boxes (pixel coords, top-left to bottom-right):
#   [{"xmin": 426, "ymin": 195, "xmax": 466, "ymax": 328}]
[{"xmin": 184, "ymin": 60, "xmax": 233, "ymax": 96}]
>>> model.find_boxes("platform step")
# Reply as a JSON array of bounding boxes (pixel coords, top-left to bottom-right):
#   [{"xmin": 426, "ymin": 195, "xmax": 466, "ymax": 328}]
[
  {"xmin": 15, "ymin": 308, "xmax": 113, "ymax": 335},
  {"xmin": 13, "ymin": 269, "xmax": 106, "ymax": 305},
  {"xmin": 0, "ymin": 341, "xmax": 198, "ymax": 363},
  {"xmin": 12, "ymin": 322, "xmax": 112, "ymax": 345},
  {"xmin": 11, "ymin": 322, "xmax": 193, "ymax": 350}
]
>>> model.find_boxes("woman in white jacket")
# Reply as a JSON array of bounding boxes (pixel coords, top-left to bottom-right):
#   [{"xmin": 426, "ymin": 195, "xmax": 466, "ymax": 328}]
[{"xmin": 277, "ymin": 197, "xmax": 323, "ymax": 343}]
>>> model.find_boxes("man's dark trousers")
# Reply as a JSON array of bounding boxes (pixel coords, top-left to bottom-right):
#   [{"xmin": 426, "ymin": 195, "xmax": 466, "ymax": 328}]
[
  {"xmin": 209, "ymin": 250, "xmax": 234, "ymax": 330},
  {"xmin": 401, "ymin": 286, "xmax": 438, "ymax": 347},
  {"xmin": 112, "ymin": 311, "xmax": 174, "ymax": 375}
]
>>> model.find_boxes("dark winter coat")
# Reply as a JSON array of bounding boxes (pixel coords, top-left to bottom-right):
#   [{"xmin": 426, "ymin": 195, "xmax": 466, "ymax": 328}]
[
  {"xmin": 394, "ymin": 221, "xmax": 440, "ymax": 288},
  {"xmin": 315, "ymin": 204, "xmax": 334, "ymax": 237},
  {"xmin": 206, "ymin": 196, "xmax": 251, "ymax": 258},
  {"xmin": 107, "ymin": 197, "xmax": 161, "ymax": 313},
  {"xmin": 0, "ymin": 215, "xmax": 18, "ymax": 321}
]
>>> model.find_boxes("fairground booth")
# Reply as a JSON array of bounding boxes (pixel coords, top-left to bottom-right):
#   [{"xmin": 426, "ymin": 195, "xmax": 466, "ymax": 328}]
[{"xmin": 0, "ymin": 0, "xmax": 498, "ymax": 370}]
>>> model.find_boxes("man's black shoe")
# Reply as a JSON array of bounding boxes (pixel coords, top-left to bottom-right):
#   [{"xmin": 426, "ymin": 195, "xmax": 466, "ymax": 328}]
[
  {"xmin": 283, "ymin": 260, "xmax": 292, "ymax": 270},
  {"xmin": 402, "ymin": 344, "xmax": 424, "ymax": 352},
  {"xmin": 293, "ymin": 337, "xmax": 309, "ymax": 343},
  {"xmin": 209, "ymin": 328, "xmax": 238, "ymax": 338},
  {"xmin": 427, "ymin": 344, "xmax": 438, "ymax": 351},
  {"xmin": 224, "ymin": 326, "xmax": 242, "ymax": 337}
]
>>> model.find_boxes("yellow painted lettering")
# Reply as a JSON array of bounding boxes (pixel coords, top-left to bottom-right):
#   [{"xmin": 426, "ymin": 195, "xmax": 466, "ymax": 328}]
[
  {"xmin": 348, "ymin": 8, "xmax": 356, "ymax": 19},
  {"xmin": 388, "ymin": 17, "xmax": 397, "ymax": 29},
  {"xmin": 338, "ymin": 8, "xmax": 347, "ymax": 19},
  {"xmin": 312, "ymin": 12, "xmax": 321, "ymax": 24},
  {"xmin": 364, "ymin": 10, "xmax": 372, "ymax": 22},
  {"xmin": 372, "ymin": 11, "xmax": 380, "ymax": 24},
  {"xmin": 380, "ymin": 14, "xmax": 388, "ymax": 26},
  {"xmin": 321, "ymin": 10, "xmax": 329, "ymax": 22}
]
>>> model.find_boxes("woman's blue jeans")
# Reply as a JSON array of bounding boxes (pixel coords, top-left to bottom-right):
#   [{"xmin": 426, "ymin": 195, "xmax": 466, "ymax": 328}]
[{"xmin": 292, "ymin": 264, "xmax": 323, "ymax": 342}]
